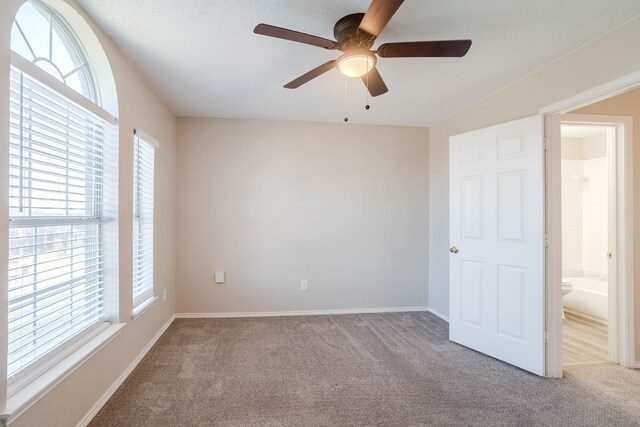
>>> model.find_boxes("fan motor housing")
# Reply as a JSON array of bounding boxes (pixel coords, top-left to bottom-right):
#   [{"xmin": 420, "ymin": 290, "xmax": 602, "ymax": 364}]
[{"xmin": 334, "ymin": 13, "xmax": 374, "ymax": 51}]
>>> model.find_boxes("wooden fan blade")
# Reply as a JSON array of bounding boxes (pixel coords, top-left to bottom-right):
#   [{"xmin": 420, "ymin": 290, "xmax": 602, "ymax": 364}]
[
  {"xmin": 284, "ymin": 60, "xmax": 337, "ymax": 89},
  {"xmin": 357, "ymin": 0, "xmax": 404, "ymax": 38},
  {"xmin": 254, "ymin": 24, "xmax": 337, "ymax": 49},
  {"xmin": 362, "ymin": 67, "xmax": 388, "ymax": 97},
  {"xmin": 377, "ymin": 40, "xmax": 472, "ymax": 58}
]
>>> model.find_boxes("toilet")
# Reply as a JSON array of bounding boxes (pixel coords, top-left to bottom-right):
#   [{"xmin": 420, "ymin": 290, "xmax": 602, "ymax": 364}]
[{"xmin": 561, "ymin": 281, "xmax": 573, "ymax": 319}]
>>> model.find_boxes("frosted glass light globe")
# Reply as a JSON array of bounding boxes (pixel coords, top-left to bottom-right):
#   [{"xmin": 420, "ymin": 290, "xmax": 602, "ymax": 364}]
[{"xmin": 337, "ymin": 52, "xmax": 376, "ymax": 78}]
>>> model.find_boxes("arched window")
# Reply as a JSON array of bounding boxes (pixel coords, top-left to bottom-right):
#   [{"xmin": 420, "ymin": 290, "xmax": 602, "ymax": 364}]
[
  {"xmin": 11, "ymin": 0, "xmax": 96, "ymax": 101},
  {"xmin": 7, "ymin": 0, "xmax": 117, "ymax": 391}
]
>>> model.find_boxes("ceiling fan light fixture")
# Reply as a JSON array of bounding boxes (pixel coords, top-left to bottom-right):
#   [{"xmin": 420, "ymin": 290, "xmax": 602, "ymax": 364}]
[{"xmin": 336, "ymin": 52, "xmax": 376, "ymax": 78}]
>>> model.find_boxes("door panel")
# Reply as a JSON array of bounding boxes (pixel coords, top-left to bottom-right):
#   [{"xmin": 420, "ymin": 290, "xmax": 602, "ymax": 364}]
[
  {"xmin": 461, "ymin": 176, "xmax": 483, "ymax": 239},
  {"xmin": 498, "ymin": 171, "xmax": 526, "ymax": 241},
  {"xmin": 449, "ymin": 115, "xmax": 544, "ymax": 375},
  {"xmin": 497, "ymin": 265, "xmax": 526, "ymax": 340},
  {"xmin": 460, "ymin": 260, "xmax": 484, "ymax": 327}
]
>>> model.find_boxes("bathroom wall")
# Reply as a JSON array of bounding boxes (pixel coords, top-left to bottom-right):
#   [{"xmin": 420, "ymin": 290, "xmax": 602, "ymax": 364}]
[
  {"xmin": 561, "ymin": 132, "xmax": 608, "ymax": 321},
  {"xmin": 561, "ymin": 137, "xmax": 584, "ymax": 274},
  {"xmin": 561, "ymin": 133, "xmax": 608, "ymax": 277},
  {"xmin": 582, "ymin": 134, "xmax": 609, "ymax": 276}
]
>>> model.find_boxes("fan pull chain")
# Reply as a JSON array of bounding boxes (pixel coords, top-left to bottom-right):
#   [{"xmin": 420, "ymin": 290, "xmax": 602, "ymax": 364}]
[
  {"xmin": 344, "ymin": 76, "xmax": 349, "ymax": 123},
  {"xmin": 365, "ymin": 70, "xmax": 370, "ymax": 110}
]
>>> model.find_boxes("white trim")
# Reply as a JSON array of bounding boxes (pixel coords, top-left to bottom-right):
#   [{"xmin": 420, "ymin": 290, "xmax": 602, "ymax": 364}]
[
  {"xmin": 11, "ymin": 52, "xmax": 117, "ymax": 126},
  {"xmin": 633, "ymin": 361, "xmax": 640, "ymax": 369},
  {"xmin": 545, "ymin": 113, "xmax": 635, "ymax": 377},
  {"xmin": 426, "ymin": 307, "xmax": 449, "ymax": 322},
  {"xmin": 3, "ymin": 323, "xmax": 126, "ymax": 425},
  {"xmin": 7, "ymin": 323, "xmax": 110, "ymax": 398},
  {"xmin": 607, "ymin": 123, "xmax": 619, "ymax": 362},
  {"xmin": 545, "ymin": 114, "xmax": 563, "ymax": 378},
  {"xmin": 134, "ymin": 129, "xmax": 160, "ymax": 148},
  {"xmin": 76, "ymin": 315, "xmax": 176, "ymax": 427},
  {"xmin": 539, "ymin": 70, "xmax": 640, "ymax": 115},
  {"xmin": 131, "ymin": 296, "xmax": 158, "ymax": 322},
  {"xmin": 175, "ymin": 307, "xmax": 428, "ymax": 319}
]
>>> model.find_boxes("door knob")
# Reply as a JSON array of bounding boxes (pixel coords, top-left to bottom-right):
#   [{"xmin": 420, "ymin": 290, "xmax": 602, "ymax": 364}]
[{"xmin": 449, "ymin": 246, "xmax": 459, "ymax": 254}]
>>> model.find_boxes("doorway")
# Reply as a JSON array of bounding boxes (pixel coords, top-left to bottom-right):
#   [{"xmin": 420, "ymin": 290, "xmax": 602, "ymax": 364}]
[
  {"xmin": 446, "ymin": 78, "xmax": 638, "ymax": 378},
  {"xmin": 546, "ymin": 112, "xmax": 634, "ymax": 377},
  {"xmin": 559, "ymin": 122, "xmax": 615, "ymax": 365}
]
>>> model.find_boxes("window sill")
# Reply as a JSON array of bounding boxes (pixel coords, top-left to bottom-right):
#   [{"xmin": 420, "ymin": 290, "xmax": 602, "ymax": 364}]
[
  {"xmin": 2, "ymin": 323, "xmax": 126, "ymax": 424},
  {"xmin": 131, "ymin": 296, "xmax": 158, "ymax": 322}
]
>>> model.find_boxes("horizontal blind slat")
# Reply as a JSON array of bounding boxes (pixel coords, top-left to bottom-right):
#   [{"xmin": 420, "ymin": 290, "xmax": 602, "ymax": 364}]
[
  {"xmin": 7, "ymin": 66, "xmax": 110, "ymax": 378},
  {"xmin": 9, "ymin": 104, "xmax": 106, "ymax": 148},
  {"xmin": 9, "ymin": 278, "xmax": 104, "ymax": 316},
  {"xmin": 9, "ymin": 144, "xmax": 105, "ymax": 175},
  {"xmin": 132, "ymin": 136, "xmax": 155, "ymax": 309},
  {"xmin": 8, "ymin": 126, "xmax": 104, "ymax": 166},
  {"xmin": 9, "ymin": 287, "xmax": 105, "ymax": 334},
  {"xmin": 8, "ymin": 303, "xmax": 105, "ymax": 355},
  {"xmin": 9, "ymin": 270, "xmax": 103, "ymax": 306},
  {"xmin": 9, "ymin": 257, "xmax": 104, "ymax": 293}
]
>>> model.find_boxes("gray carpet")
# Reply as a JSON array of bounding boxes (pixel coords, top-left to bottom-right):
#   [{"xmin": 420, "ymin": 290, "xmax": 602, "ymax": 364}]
[{"xmin": 89, "ymin": 312, "xmax": 640, "ymax": 426}]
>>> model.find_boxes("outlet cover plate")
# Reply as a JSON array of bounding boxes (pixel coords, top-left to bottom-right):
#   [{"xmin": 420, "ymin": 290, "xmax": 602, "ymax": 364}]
[{"xmin": 215, "ymin": 272, "xmax": 225, "ymax": 284}]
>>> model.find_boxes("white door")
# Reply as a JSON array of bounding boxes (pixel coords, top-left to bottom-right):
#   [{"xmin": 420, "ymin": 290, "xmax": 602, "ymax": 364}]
[{"xmin": 449, "ymin": 115, "xmax": 545, "ymax": 375}]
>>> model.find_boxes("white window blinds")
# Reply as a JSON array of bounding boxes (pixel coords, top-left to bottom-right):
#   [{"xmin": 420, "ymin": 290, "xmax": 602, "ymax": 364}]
[
  {"xmin": 7, "ymin": 67, "xmax": 109, "ymax": 379},
  {"xmin": 132, "ymin": 133, "xmax": 156, "ymax": 309}
]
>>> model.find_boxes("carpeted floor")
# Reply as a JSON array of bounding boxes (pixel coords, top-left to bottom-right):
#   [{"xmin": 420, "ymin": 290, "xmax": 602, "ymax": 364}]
[{"xmin": 89, "ymin": 312, "xmax": 640, "ymax": 426}]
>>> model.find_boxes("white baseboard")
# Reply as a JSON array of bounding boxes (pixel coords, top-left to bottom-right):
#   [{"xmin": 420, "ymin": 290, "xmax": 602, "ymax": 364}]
[
  {"xmin": 175, "ymin": 306, "xmax": 428, "ymax": 319},
  {"xmin": 633, "ymin": 361, "xmax": 640, "ymax": 369},
  {"xmin": 77, "ymin": 315, "xmax": 176, "ymax": 427},
  {"xmin": 426, "ymin": 307, "xmax": 449, "ymax": 322}
]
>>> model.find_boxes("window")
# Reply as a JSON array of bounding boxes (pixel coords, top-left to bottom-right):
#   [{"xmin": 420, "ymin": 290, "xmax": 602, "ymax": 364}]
[
  {"xmin": 7, "ymin": 0, "xmax": 116, "ymax": 390},
  {"xmin": 132, "ymin": 132, "xmax": 157, "ymax": 313},
  {"xmin": 11, "ymin": 0, "xmax": 95, "ymax": 101}
]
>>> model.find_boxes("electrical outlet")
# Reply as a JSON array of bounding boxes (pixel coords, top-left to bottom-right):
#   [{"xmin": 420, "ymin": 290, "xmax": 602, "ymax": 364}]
[
  {"xmin": 163, "ymin": 289, "xmax": 167, "ymax": 302},
  {"xmin": 300, "ymin": 280, "xmax": 308, "ymax": 291}
]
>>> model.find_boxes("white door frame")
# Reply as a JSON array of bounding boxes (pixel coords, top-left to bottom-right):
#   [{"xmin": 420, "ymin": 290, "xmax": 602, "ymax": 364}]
[
  {"xmin": 552, "ymin": 114, "xmax": 632, "ymax": 364},
  {"xmin": 541, "ymin": 72, "xmax": 639, "ymax": 377}
]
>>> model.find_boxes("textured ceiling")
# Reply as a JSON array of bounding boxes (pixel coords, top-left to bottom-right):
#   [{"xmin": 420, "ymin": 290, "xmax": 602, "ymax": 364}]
[{"xmin": 76, "ymin": 0, "xmax": 640, "ymax": 127}]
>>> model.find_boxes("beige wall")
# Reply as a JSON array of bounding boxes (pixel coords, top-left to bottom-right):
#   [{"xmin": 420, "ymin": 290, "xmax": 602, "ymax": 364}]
[
  {"xmin": 176, "ymin": 118, "xmax": 429, "ymax": 313},
  {"xmin": 428, "ymin": 16, "xmax": 640, "ymax": 361},
  {"xmin": 1, "ymin": 0, "xmax": 177, "ymax": 425},
  {"xmin": 570, "ymin": 87, "xmax": 640, "ymax": 358}
]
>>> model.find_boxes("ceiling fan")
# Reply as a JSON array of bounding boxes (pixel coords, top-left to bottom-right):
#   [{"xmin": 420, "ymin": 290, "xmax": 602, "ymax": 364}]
[{"xmin": 254, "ymin": 0, "xmax": 472, "ymax": 97}]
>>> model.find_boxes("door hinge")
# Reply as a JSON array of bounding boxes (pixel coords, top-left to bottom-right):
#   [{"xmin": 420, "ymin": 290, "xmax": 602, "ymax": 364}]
[
  {"xmin": 544, "ymin": 331, "xmax": 550, "ymax": 344},
  {"xmin": 544, "ymin": 138, "xmax": 550, "ymax": 150},
  {"xmin": 544, "ymin": 234, "xmax": 550, "ymax": 247}
]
